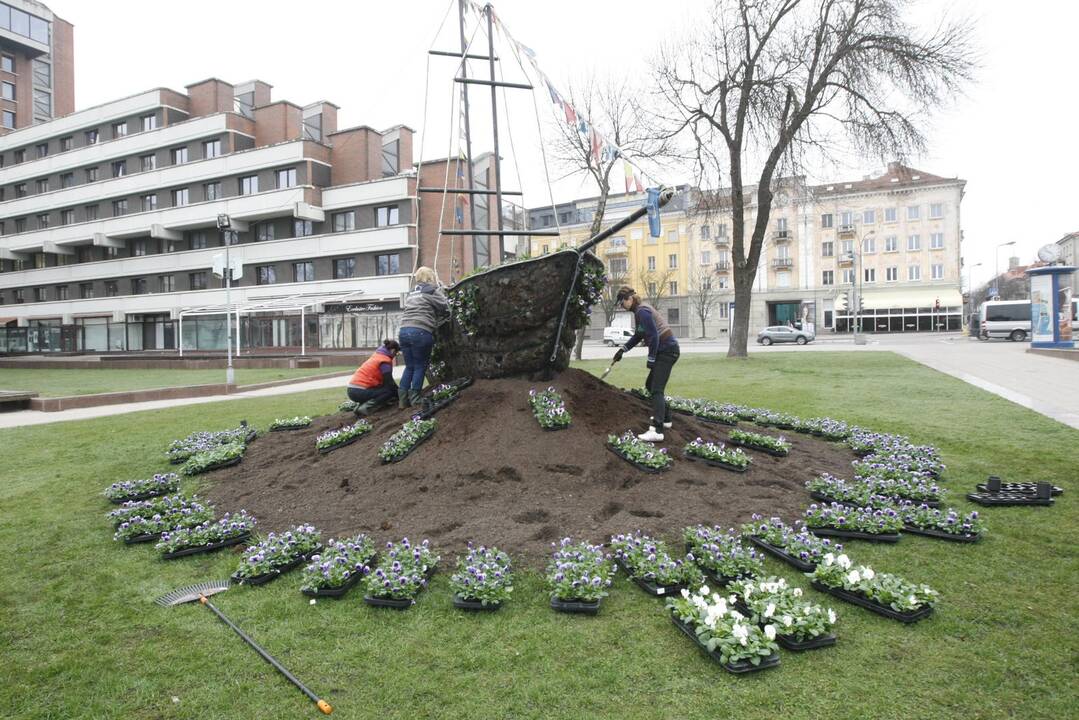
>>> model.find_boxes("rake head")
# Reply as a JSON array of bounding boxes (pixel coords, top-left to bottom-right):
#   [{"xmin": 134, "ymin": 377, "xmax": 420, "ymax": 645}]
[{"xmin": 155, "ymin": 580, "xmax": 232, "ymax": 607}]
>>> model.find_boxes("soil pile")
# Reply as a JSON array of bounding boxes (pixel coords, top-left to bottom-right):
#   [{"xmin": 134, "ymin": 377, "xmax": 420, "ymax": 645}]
[{"xmin": 202, "ymin": 369, "xmax": 857, "ymax": 564}]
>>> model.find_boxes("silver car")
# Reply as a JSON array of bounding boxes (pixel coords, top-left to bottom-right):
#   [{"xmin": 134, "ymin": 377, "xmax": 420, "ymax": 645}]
[{"xmin": 757, "ymin": 325, "xmax": 814, "ymax": 346}]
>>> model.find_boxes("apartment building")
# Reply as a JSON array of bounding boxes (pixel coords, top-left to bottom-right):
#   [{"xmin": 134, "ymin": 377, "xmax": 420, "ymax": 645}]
[
  {"xmin": 0, "ymin": 0, "xmax": 73, "ymax": 131},
  {"xmin": 0, "ymin": 77, "xmax": 418, "ymax": 353}
]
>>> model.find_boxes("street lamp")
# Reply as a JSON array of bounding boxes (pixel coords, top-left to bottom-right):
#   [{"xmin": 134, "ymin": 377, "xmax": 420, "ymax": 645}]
[
  {"xmin": 965, "ymin": 261, "xmax": 982, "ymax": 325},
  {"xmin": 849, "ymin": 231, "xmax": 875, "ymax": 344},
  {"xmin": 217, "ymin": 213, "xmax": 235, "ymax": 386},
  {"xmin": 993, "ymin": 241, "xmax": 1016, "ymax": 299}
]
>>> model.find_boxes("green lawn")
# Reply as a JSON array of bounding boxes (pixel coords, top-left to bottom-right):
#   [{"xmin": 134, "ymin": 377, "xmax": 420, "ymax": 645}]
[
  {"xmin": 1, "ymin": 352, "xmax": 1076, "ymax": 720},
  {"xmin": 0, "ymin": 364, "xmax": 355, "ymax": 397}
]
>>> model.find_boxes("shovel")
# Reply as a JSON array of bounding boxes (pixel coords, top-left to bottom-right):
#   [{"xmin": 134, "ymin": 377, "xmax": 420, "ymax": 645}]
[{"xmin": 600, "ymin": 353, "xmax": 621, "ymax": 380}]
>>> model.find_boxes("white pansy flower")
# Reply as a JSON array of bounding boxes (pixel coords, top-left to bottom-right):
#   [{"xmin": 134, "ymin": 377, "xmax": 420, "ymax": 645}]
[
  {"xmin": 823, "ymin": 553, "xmax": 835, "ymax": 566},
  {"xmin": 847, "ymin": 570, "xmax": 861, "ymax": 584},
  {"xmin": 781, "ymin": 614, "xmax": 793, "ymax": 627},
  {"xmin": 908, "ymin": 594, "xmax": 918, "ymax": 606},
  {"xmin": 792, "ymin": 587, "xmax": 803, "ymax": 597},
  {"xmin": 730, "ymin": 609, "xmax": 744, "ymax": 621},
  {"xmin": 827, "ymin": 608, "xmax": 837, "ymax": 624},
  {"xmin": 836, "ymin": 554, "xmax": 852, "ymax": 569},
  {"xmin": 862, "ymin": 567, "xmax": 876, "ymax": 580},
  {"xmin": 764, "ymin": 624, "xmax": 776, "ymax": 640},
  {"xmin": 764, "ymin": 602, "xmax": 776, "ymax": 618},
  {"xmin": 699, "ymin": 585, "xmax": 711, "ymax": 596},
  {"xmin": 680, "ymin": 588, "xmax": 691, "ymax": 600}
]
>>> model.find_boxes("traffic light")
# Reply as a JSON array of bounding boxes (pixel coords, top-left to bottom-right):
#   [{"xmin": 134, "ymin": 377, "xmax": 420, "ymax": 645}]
[
  {"xmin": 839, "ymin": 290, "xmax": 849, "ymax": 309},
  {"xmin": 859, "ymin": 297, "xmax": 865, "ymax": 312}
]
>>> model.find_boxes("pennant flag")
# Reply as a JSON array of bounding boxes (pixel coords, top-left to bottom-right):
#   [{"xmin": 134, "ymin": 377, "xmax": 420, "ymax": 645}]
[
  {"xmin": 634, "ymin": 174, "xmax": 644, "ymax": 193},
  {"xmin": 457, "ymin": 192, "xmax": 470, "ymax": 207},
  {"xmin": 624, "ymin": 160, "xmax": 635, "ymax": 193},
  {"xmin": 546, "ymin": 79, "xmax": 561, "ymax": 106},
  {"xmin": 590, "ymin": 127, "xmax": 601, "ymax": 163},
  {"xmin": 455, "ymin": 207, "xmax": 464, "ymax": 224},
  {"xmin": 564, "ymin": 103, "xmax": 577, "ymax": 125}
]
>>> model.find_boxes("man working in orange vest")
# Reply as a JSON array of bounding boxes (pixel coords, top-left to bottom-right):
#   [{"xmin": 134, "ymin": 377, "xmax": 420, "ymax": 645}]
[{"xmin": 347, "ymin": 339, "xmax": 401, "ymax": 416}]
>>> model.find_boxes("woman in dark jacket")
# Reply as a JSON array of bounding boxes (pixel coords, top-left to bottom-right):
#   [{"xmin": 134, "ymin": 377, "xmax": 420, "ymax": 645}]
[
  {"xmin": 397, "ymin": 266, "xmax": 450, "ymax": 408},
  {"xmin": 613, "ymin": 285, "xmax": 680, "ymax": 441}
]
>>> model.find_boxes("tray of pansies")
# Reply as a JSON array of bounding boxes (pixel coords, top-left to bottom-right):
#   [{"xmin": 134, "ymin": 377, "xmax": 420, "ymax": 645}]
[
  {"xmin": 363, "ymin": 538, "xmax": 440, "ymax": 609},
  {"xmin": 683, "ymin": 526, "xmax": 763, "ymax": 585},
  {"xmin": 693, "ymin": 403, "xmax": 738, "ymax": 426},
  {"xmin": 166, "ymin": 425, "xmax": 255, "ymax": 464},
  {"xmin": 104, "ymin": 473, "xmax": 181, "ymax": 504},
  {"xmin": 156, "ymin": 511, "xmax": 256, "ymax": 559},
  {"xmin": 450, "ymin": 543, "xmax": 513, "ymax": 611},
  {"xmin": 300, "ymin": 533, "xmax": 377, "ymax": 598},
  {"xmin": 727, "ymin": 429, "xmax": 791, "ymax": 457},
  {"xmin": 231, "ymin": 525, "xmax": 322, "ymax": 586},
  {"xmin": 315, "ymin": 420, "xmax": 372, "ymax": 454},
  {"xmin": 528, "ymin": 387, "xmax": 572, "ymax": 431},
  {"xmin": 418, "ymin": 380, "xmax": 469, "ymax": 418},
  {"xmin": 108, "ymin": 494, "xmax": 193, "ymax": 527},
  {"xmin": 898, "ymin": 505, "xmax": 985, "ymax": 543},
  {"xmin": 667, "ymin": 587, "xmax": 780, "ymax": 673},
  {"xmin": 610, "ymin": 532, "xmax": 703, "ymax": 597},
  {"xmin": 628, "ymin": 387, "xmax": 650, "ymax": 402},
  {"xmin": 683, "ymin": 438, "xmax": 750, "ymax": 472},
  {"xmin": 804, "ymin": 502, "xmax": 903, "ymax": 543},
  {"xmin": 800, "ymin": 417, "xmax": 852, "ymax": 441},
  {"xmin": 728, "ymin": 576, "xmax": 838, "ymax": 651},
  {"xmin": 269, "ymin": 416, "xmax": 312, "ymax": 432},
  {"xmin": 379, "ymin": 418, "xmax": 437, "ymax": 464},
  {"xmin": 808, "ymin": 553, "xmax": 937, "ymax": 623},
  {"xmin": 740, "ymin": 515, "xmax": 844, "ymax": 573},
  {"xmin": 181, "ymin": 443, "xmax": 246, "ymax": 476},
  {"xmin": 606, "ymin": 432, "xmax": 672, "ymax": 473},
  {"xmin": 666, "ymin": 396, "xmax": 700, "ymax": 416},
  {"xmin": 547, "ymin": 537, "xmax": 614, "ymax": 615},
  {"xmin": 113, "ymin": 497, "xmax": 215, "ymax": 545},
  {"xmin": 753, "ymin": 410, "xmax": 801, "ymax": 431}
]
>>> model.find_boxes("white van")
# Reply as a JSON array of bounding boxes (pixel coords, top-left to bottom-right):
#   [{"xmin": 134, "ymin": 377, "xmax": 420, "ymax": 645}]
[
  {"xmin": 979, "ymin": 300, "xmax": 1031, "ymax": 341},
  {"xmin": 603, "ymin": 326, "xmax": 634, "ymax": 346}
]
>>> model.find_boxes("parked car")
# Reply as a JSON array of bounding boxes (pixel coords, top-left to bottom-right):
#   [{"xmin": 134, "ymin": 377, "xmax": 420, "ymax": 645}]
[
  {"xmin": 757, "ymin": 325, "xmax": 814, "ymax": 346},
  {"xmin": 603, "ymin": 326, "xmax": 634, "ymax": 346}
]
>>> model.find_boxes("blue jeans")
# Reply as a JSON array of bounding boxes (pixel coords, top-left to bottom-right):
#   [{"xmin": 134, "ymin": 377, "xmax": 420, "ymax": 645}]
[{"xmin": 399, "ymin": 326, "xmax": 435, "ymax": 391}]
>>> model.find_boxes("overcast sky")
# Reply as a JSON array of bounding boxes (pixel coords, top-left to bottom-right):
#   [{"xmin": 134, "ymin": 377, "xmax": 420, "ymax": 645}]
[{"xmin": 54, "ymin": 0, "xmax": 1078, "ymax": 290}]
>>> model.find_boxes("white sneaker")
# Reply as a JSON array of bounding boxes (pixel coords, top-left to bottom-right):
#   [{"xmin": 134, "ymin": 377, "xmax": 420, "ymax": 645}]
[
  {"xmin": 638, "ymin": 427, "xmax": 664, "ymax": 442},
  {"xmin": 650, "ymin": 416, "xmax": 673, "ymax": 430}
]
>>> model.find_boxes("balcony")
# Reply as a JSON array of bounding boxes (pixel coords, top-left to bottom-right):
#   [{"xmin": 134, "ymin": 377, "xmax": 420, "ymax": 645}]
[
  {"xmin": 715, "ymin": 260, "xmax": 731, "ymax": 272},
  {"xmin": 837, "ymin": 253, "xmax": 854, "ymax": 266},
  {"xmin": 604, "ymin": 243, "xmax": 628, "ymax": 255},
  {"xmin": 773, "ymin": 230, "xmax": 791, "ymax": 242},
  {"xmin": 713, "ymin": 235, "xmax": 729, "ymax": 246},
  {"xmin": 771, "ymin": 257, "xmax": 794, "ymax": 269},
  {"xmin": 837, "ymin": 224, "xmax": 857, "ymax": 237}
]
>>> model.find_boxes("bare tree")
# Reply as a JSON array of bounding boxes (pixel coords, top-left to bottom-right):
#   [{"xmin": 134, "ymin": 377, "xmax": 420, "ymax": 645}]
[
  {"xmin": 688, "ymin": 268, "xmax": 723, "ymax": 338},
  {"xmin": 637, "ymin": 266, "xmax": 679, "ymax": 310},
  {"xmin": 651, "ymin": 0, "xmax": 976, "ymax": 357},
  {"xmin": 599, "ymin": 266, "xmax": 631, "ymax": 327}
]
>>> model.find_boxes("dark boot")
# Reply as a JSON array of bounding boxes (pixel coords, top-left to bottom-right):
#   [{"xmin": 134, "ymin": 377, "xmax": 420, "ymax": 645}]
[
  {"xmin": 355, "ymin": 399, "xmax": 379, "ymax": 417},
  {"xmin": 398, "ymin": 387, "xmax": 410, "ymax": 409},
  {"xmin": 408, "ymin": 389, "xmax": 423, "ymax": 407}
]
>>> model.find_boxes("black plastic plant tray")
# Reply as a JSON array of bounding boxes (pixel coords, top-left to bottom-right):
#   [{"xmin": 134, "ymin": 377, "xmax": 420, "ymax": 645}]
[
  {"xmin": 670, "ymin": 614, "xmax": 781, "ymax": 673},
  {"xmin": 902, "ymin": 525, "xmax": 982, "ymax": 543},
  {"xmin": 728, "ymin": 439, "xmax": 789, "ymax": 457},
  {"xmin": 777, "ymin": 632, "xmax": 837, "ymax": 651},
  {"xmin": 809, "ymin": 580, "xmax": 933, "ymax": 623},
  {"xmin": 419, "ymin": 394, "xmax": 459, "ymax": 420},
  {"xmin": 683, "ymin": 453, "xmax": 747, "ymax": 473},
  {"xmin": 381, "ymin": 427, "xmax": 435, "ymax": 464},
  {"xmin": 452, "ymin": 595, "xmax": 503, "ymax": 611},
  {"xmin": 539, "ymin": 422, "xmax": 570, "ymax": 432},
  {"xmin": 975, "ymin": 482, "xmax": 1063, "ymax": 496},
  {"xmin": 852, "ymin": 448, "xmax": 875, "ymax": 458},
  {"xmin": 889, "ymin": 497, "xmax": 941, "ymax": 508},
  {"xmin": 108, "ymin": 489, "xmax": 174, "ymax": 505},
  {"xmin": 364, "ymin": 595, "xmax": 414, "ymax": 609},
  {"xmin": 169, "ymin": 457, "xmax": 188, "ymax": 465},
  {"xmin": 630, "ymin": 575, "xmax": 684, "ymax": 597},
  {"xmin": 672, "ymin": 406, "xmax": 696, "ymax": 417},
  {"xmin": 965, "ymin": 492, "xmax": 1054, "ymax": 507},
  {"xmin": 197, "ymin": 455, "xmax": 243, "ymax": 473},
  {"xmin": 232, "ymin": 550, "xmax": 319, "ymax": 586},
  {"xmin": 550, "ymin": 597, "xmax": 601, "ymax": 615},
  {"xmin": 605, "ymin": 443, "xmax": 670, "ymax": 474},
  {"xmin": 301, "ymin": 572, "xmax": 365, "ymax": 599},
  {"xmin": 746, "ymin": 536, "xmax": 817, "ymax": 572},
  {"xmin": 317, "ymin": 433, "xmax": 366, "ymax": 454},
  {"xmin": 122, "ymin": 532, "xmax": 162, "ymax": 545},
  {"xmin": 695, "ymin": 415, "xmax": 737, "ymax": 426},
  {"xmin": 702, "ymin": 568, "xmax": 754, "ymax": 587},
  {"xmin": 446, "ymin": 376, "xmax": 473, "ymax": 391},
  {"xmin": 161, "ymin": 532, "xmax": 251, "ymax": 559},
  {"xmin": 806, "ymin": 526, "xmax": 901, "ymax": 543},
  {"xmin": 270, "ymin": 424, "xmax": 311, "ymax": 432}
]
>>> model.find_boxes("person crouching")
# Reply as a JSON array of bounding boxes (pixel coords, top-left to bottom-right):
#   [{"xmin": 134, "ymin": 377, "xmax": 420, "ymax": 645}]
[{"xmin": 346, "ymin": 339, "xmax": 401, "ymax": 416}]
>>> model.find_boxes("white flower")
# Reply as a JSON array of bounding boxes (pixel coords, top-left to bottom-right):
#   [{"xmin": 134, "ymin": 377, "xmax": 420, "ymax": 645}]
[
  {"xmin": 827, "ymin": 608, "xmax": 837, "ymax": 624},
  {"xmin": 823, "ymin": 553, "xmax": 835, "ymax": 566},
  {"xmin": 862, "ymin": 567, "xmax": 876, "ymax": 580},
  {"xmin": 732, "ymin": 622, "xmax": 749, "ymax": 641},
  {"xmin": 764, "ymin": 602, "xmax": 776, "ymax": 618},
  {"xmin": 781, "ymin": 614, "xmax": 793, "ymax": 627},
  {"xmin": 908, "ymin": 594, "xmax": 918, "ymax": 606},
  {"xmin": 764, "ymin": 624, "xmax": 776, "ymax": 640},
  {"xmin": 309, "ymin": 599, "xmax": 317, "ymax": 605},
  {"xmin": 730, "ymin": 610, "xmax": 744, "ymax": 621},
  {"xmin": 699, "ymin": 585, "xmax": 711, "ymax": 596},
  {"xmin": 847, "ymin": 570, "xmax": 861, "ymax": 584},
  {"xmin": 836, "ymin": 554, "xmax": 852, "ymax": 569},
  {"xmin": 680, "ymin": 588, "xmax": 690, "ymax": 600},
  {"xmin": 791, "ymin": 587, "xmax": 803, "ymax": 597}
]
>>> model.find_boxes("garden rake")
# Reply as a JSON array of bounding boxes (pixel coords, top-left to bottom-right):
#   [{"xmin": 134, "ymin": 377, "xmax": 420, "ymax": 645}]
[{"xmin": 156, "ymin": 581, "xmax": 333, "ymax": 715}]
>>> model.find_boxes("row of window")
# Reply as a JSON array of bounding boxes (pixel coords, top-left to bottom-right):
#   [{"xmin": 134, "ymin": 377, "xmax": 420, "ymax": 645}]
[
  {"xmin": 2, "ymin": 112, "xmax": 160, "ymax": 163},
  {"xmin": 822, "ymin": 265, "xmax": 947, "ymax": 285},
  {"xmin": 0, "ymin": 4, "xmax": 51, "ymax": 44},
  {"xmin": 820, "ymin": 204, "xmax": 945, "ymax": 228},
  {"xmin": 822, "ymin": 234, "xmax": 946, "ymax": 256}
]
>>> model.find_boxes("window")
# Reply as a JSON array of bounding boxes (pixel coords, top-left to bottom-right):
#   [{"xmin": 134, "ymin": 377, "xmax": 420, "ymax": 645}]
[
  {"xmin": 884, "ymin": 207, "xmax": 897, "ymax": 224},
  {"xmin": 204, "ymin": 181, "xmax": 222, "ymax": 201},
  {"xmin": 700, "ymin": 251, "xmax": 711, "ymax": 265},
  {"xmin": 157, "ymin": 275, "xmax": 174, "ymax": 293},
  {"xmin": 840, "ymin": 239, "xmax": 853, "ymax": 255},
  {"xmin": 106, "ymin": 247, "xmax": 118, "ymax": 258},
  {"xmin": 35, "ymin": 143, "xmax": 48, "ymax": 159},
  {"xmin": 841, "ymin": 269, "xmax": 855, "ymax": 284},
  {"xmin": 84, "ymin": 205, "xmax": 98, "ymax": 221},
  {"xmin": 929, "ymin": 203, "xmax": 944, "ymax": 219},
  {"xmin": 256, "ymin": 266, "xmax": 276, "ymax": 285},
  {"xmin": 293, "ymin": 261, "xmax": 315, "ymax": 282},
  {"xmin": 381, "ymin": 139, "xmax": 399, "ymax": 177},
  {"xmin": 609, "ymin": 257, "xmax": 628, "ymax": 275},
  {"xmin": 14, "ymin": 183, "xmax": 26, "ymax": 198},
  {"xmin": 105, "ymin": 281, "xmax": 118, "ymax": 297},
  {"xmin": 864, "ymin": 268, "xmax": 876, "ymax": 283},
  {"xmin": 275, "ymin": 168, "xmax": 297, "ymax": 189},
  {"xmin": 907, "ymin": 234, "xmax": 921, "ymax": 251},
  {"xmin": 334, "ymin": 258, "xmax": 355, "ymax": 279},
  {"xmin": 60, "ymin": 172, "xmax": 73, "ymax": 188},
  {"xmin": 85, "ymin": 167, "xmax": 99, "ymax": 183},
  {"xmin": 668, "ymin": 254, "xmax": 678, "ymax": 269},
  {"xmin": 777, "ymin": 217, "xmax": 788, "ymax": 232},
  {"xmin": 141, "ymin": 194, "xmax": 157, "ymax": 212},
  {"xmin": 85, "ymin": 129, "xmax": 99, "ymax": 145},
  {"xmin": 0, "ymin": 55, "xmax": 12, "ymax": 73},
  {"xmin": 141, "ymin": 114, "xmax": 157, "ymax": 132},
  {"xmin": 170, "ymin": 147, "xmax": 188, "ymax": 165},
  {"xmin": 34, "ymin": 287, "xmax": 47, "ymax": 302},
  {"xmin": 131, "ymin": 278, "xmax": 148, "ymax": 295},
  {"xmin": 172, "ymin": 188, "xmax": 189, "ymax": 207},
  {"xmin": 255, "ymin": 223, "xmax": 274, "ymax": 242},
  {"xmin": 822, "ymin": 270, "xmax": 834, "ymax": 286},
  {"xmin": 840, "ymin": 211, "xmax": 854, "ymax": 227},
  {"xmin": 1, "ymin": 110, "xmax": 14, "ymax": 129},
  {"xmin": 36, "ymin": 213, "xmax": 48, "ymax": 229},
  {"xmin": 79, "ymin": 283, "xmax": 94, "ymax": 299},
  {"xmin": 701, "ymin": 277, "xmax": 712, "ymax": 291},
  {"xmin": 700, "ymin": 225, "xmax": 710, "ymax": 239},
  {"xmin": 885, "ymin": 235, "xmax": 898, "ymax": 252},
  {"xmin": 76, "ymin": 247, "xmax": 93, "ymax": 263},
  {"xmin": 133, "ymin": 240, "xmax": 149, "ymax": 257},
  {"xmin": 376, "ymin": 254, "xmax": 400, "ymax": 276},
  {"xmin": 112, "ymin": 121, "xmax": 127, "ymax": 138},
  {"xmin": 718, "ymin": 223, "xmax": 728, "ymax": 237},
  {"xmin": 189, "ymin": 272, "xmax": 208, "ymax": 290},
  {"xmin": 908, "ymin": 265, "xmax": 921, "ymax": 281},
  {"xmin": 224, "ymin": 231, "xmax": 239, "ymax": 246},
  {"xmin": 669, "ymin": 281, "xmax": 678, "ymax": 295},
  {"xmin": 647, "ymin": 256, "xmax": 656, "ymax": 271},
  {"xmin": 906, "ymin": 205, "xmax": 920, "ymax": 221},
  {"xmin": 141, "ymin": 154, "xmax": 156, "ymax": 172},
  {"xmin": 332, "ymin": 211, "xmax": 356, "ymax": 232},
  {"xmin": 61, "ymin": 209, "xmax": 74, "ymax": 225},
  {"xmin": 376, "ymin": 205, "xmax": 399, "ymax": 226},
  {"xmin": 60, "ymin": 136, "xmax": 72, "ymax": 152},
  {"xmin": 165, "ymin": 240, "xmax": 179, "ymax": 253},
  {"xmin": 930, "ymin": 232, "xmax": 944, "ymax": 250},
  {"xmin": 190, "ymin": 232, "xmax": 207, "ymax": 250},
  {"xmin": 56, "ymin": 286, "xmax": 68, "ymax": 300},
  {"xmin": 239, "ymin": 175, "xmax": 259, "ymax": 195},
  {"xmin": 932, "ymin": 263, "xmax": 944, "ymax": 280},
  {"xmin": 666, "ymin": 229, "xmax": 678, "ymax": 244},
  {"xmin": 667, "ymin": 308, "xmax": 680, "ymax": 325},
  {"xmin": 15, "ymin": 218, "xmax": 26, "ymax": 233},
  {"xmin": 863, "ymin": 209, "xmax": 876, "ymax": 224},
  {"xmin": 862, "ymin": 236, "xmax": 875, "ymax": 254},
  {"xmin": 34, "ymin": 252, "xmax": 46, "ymax": 269},
  {"xmin": 36, "ymin": 178, "xmax": 48, "ymax": 194},
  {"xmin": 112, "ymin": 199, "xmax": 128, "ymax": 217},
  {"xmin": 13, "ymin": 289, "xmax": 24, "ymax": 303},
  {"xmin": 294, "ymin": 219, "xmax": 313, "ymax": 237},
  {"xmin": 821, "ymin": 213, "xmax": 834, "ymax": 228},
  {"xmin": 203, "ymin": 139, "xmax": 221, "ymax": 159},
  {"xmin": 112, "ymin": 160, "xmax": 127, "ymax": 178}
]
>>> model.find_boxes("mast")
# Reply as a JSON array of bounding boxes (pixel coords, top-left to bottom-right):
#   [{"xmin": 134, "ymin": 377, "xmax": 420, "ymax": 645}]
[
  {"xmin": 485, "ymin": 4, "xmax": 506, "ymax": 262},
  {"xmin": 457, "ymin": 0, "xmax": 481, "ymax": 270}
]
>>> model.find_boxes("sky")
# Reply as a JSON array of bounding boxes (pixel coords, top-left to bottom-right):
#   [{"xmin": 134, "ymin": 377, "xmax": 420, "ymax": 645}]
[{"xmin": 53, "ymin": 0, "xmax": 1079, "ymax": 291}]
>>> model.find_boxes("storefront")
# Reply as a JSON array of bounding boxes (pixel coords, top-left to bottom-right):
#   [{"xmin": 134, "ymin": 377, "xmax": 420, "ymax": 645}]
[{"xmin": 833, "ymin": 288, "xmax": 963, "ymax": 333}]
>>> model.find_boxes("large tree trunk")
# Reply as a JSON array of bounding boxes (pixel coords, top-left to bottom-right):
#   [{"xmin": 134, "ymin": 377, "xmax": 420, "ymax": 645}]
[
  {"xmin": 729, "ymin": 273, "xmax": 754, "ymax": 358},
  {"xmin": 573, "ymin": 323, "xmax": 587, "ymax": 360}
]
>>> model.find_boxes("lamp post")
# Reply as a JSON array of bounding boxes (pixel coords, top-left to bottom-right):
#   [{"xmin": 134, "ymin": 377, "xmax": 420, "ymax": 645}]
[
  {"xmin": 217, "ymin": 214, "xmax": 235, "ymax": 386},
  {"xmin": 993, "ymin": 241, "xmax": 1016, "ymax": 299},
  {"xmin": 965, "ymin": 261, "xmax": 982, "ymax": 326},
  {"xmin": 850, "ymin": 231, "xmax": 875, "ymax": 343}
]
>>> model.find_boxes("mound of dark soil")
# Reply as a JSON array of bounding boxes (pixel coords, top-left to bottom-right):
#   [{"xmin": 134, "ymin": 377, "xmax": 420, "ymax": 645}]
[{"xmin": 201, "ymin": 369, "xmax": 856, "ymax": 565}]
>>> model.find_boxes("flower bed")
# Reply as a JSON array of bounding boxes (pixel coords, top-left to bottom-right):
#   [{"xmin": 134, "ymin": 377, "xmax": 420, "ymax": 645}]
[
  {"xmin": 798, "ymin": 417, "xmax": 852, "ymax": 441},
  {"xmin": 852, "ymin": 457, "xmax": 933, "ymax": 483},
  {"xmin": 606, "ymin": 431, "xmax": 672, "ymax": 473},
  {"xmin": 270, "ymin": 416, "xmax": 312, "ymax": 431},
  {"xmin": 667, "ymin": 586, "xmax": 780, "ymax": 673},
  {"xmin": 728, "ymin": 576, "xmax": 838, "ymax": 650},
  {"xmin": 156, "ymin": 511, "xmax": 257, "ymax": 558},
  {"xmin": 180, "ymin": 442, "xmax": 245, "ymax": 476},
  {"xmin": 609, "ymin": 532, "xmax": 703, "ymax": 596},
  {"xmin": 683, "ymin": 526, "xmax": 764, "ymax": 584},
  {"xmin": 300, "ymin": 534, "xmax": 377, "ymax": 598},
  {"xmin": 528, "ymin": 387, "xmax": 572, "ymax": 430},
  {"xmin": 808, "ymin": 472, "xmax": 945, "ymax": 507},
  {"xmin": 683, "ymin": 437, "xmax": 751, "ymax": 472},
  {"xmin": 108, "ymin": 493, "xmax": 191, "ymax": 526},
  {"xmin": 727, "ymin": 429, "xmax": 791, "ymax": 457},
  {"xmin": 693, "ymin": 402, "xmax": 738, "ymax": 426},
  {"xmin": 379, "ymin": 417, "xmax": 437, "ymax": 463},
  {"xmin": 166, "ymin": 425, "xmax": 255, "ymax": 464},
  {"xmin": 810, "ymin": 552, "xmax": 938, "ymax": 622},
  {"xmin": 739, "ymin": 515, "xmax": 843, "ymax": 571},
  {"xmin": 104, "ymin": 473, "xmax": 180, "ymax": 504},
  {"xmin": 546, "ymin": 537, "xmax": 615, "ymax": 613},
  {"xmin": 232, "ymin": 524, "xmax": 322, "ymax": 586},
  {"xmin": 363, "ymin": 538, "xmax": 440, "ymax": 608},
  {"xmin": 113, "ymin": 497, "xmax": 214, "ymax": 544},
  {"xmin": 898, "ymin": 504, "xmax": 985, "ymax": 542},
  {"xmin": 666, "ymin": 395, "xmax": 700, "ymax": 415},
  {"xmin": 315, "ymin": 420, "xmax": 372, "ymax": 453},
  {"xmin": 753, "ymin": 410, "xmax": 801, "ymax": 430},
  {"xmin": 803, "ymin": 502, "xmax": 903, "ymax": 542},
  {"xmin": 450, "ymin": 543, "xmax": 513, "ymax": 610}
]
